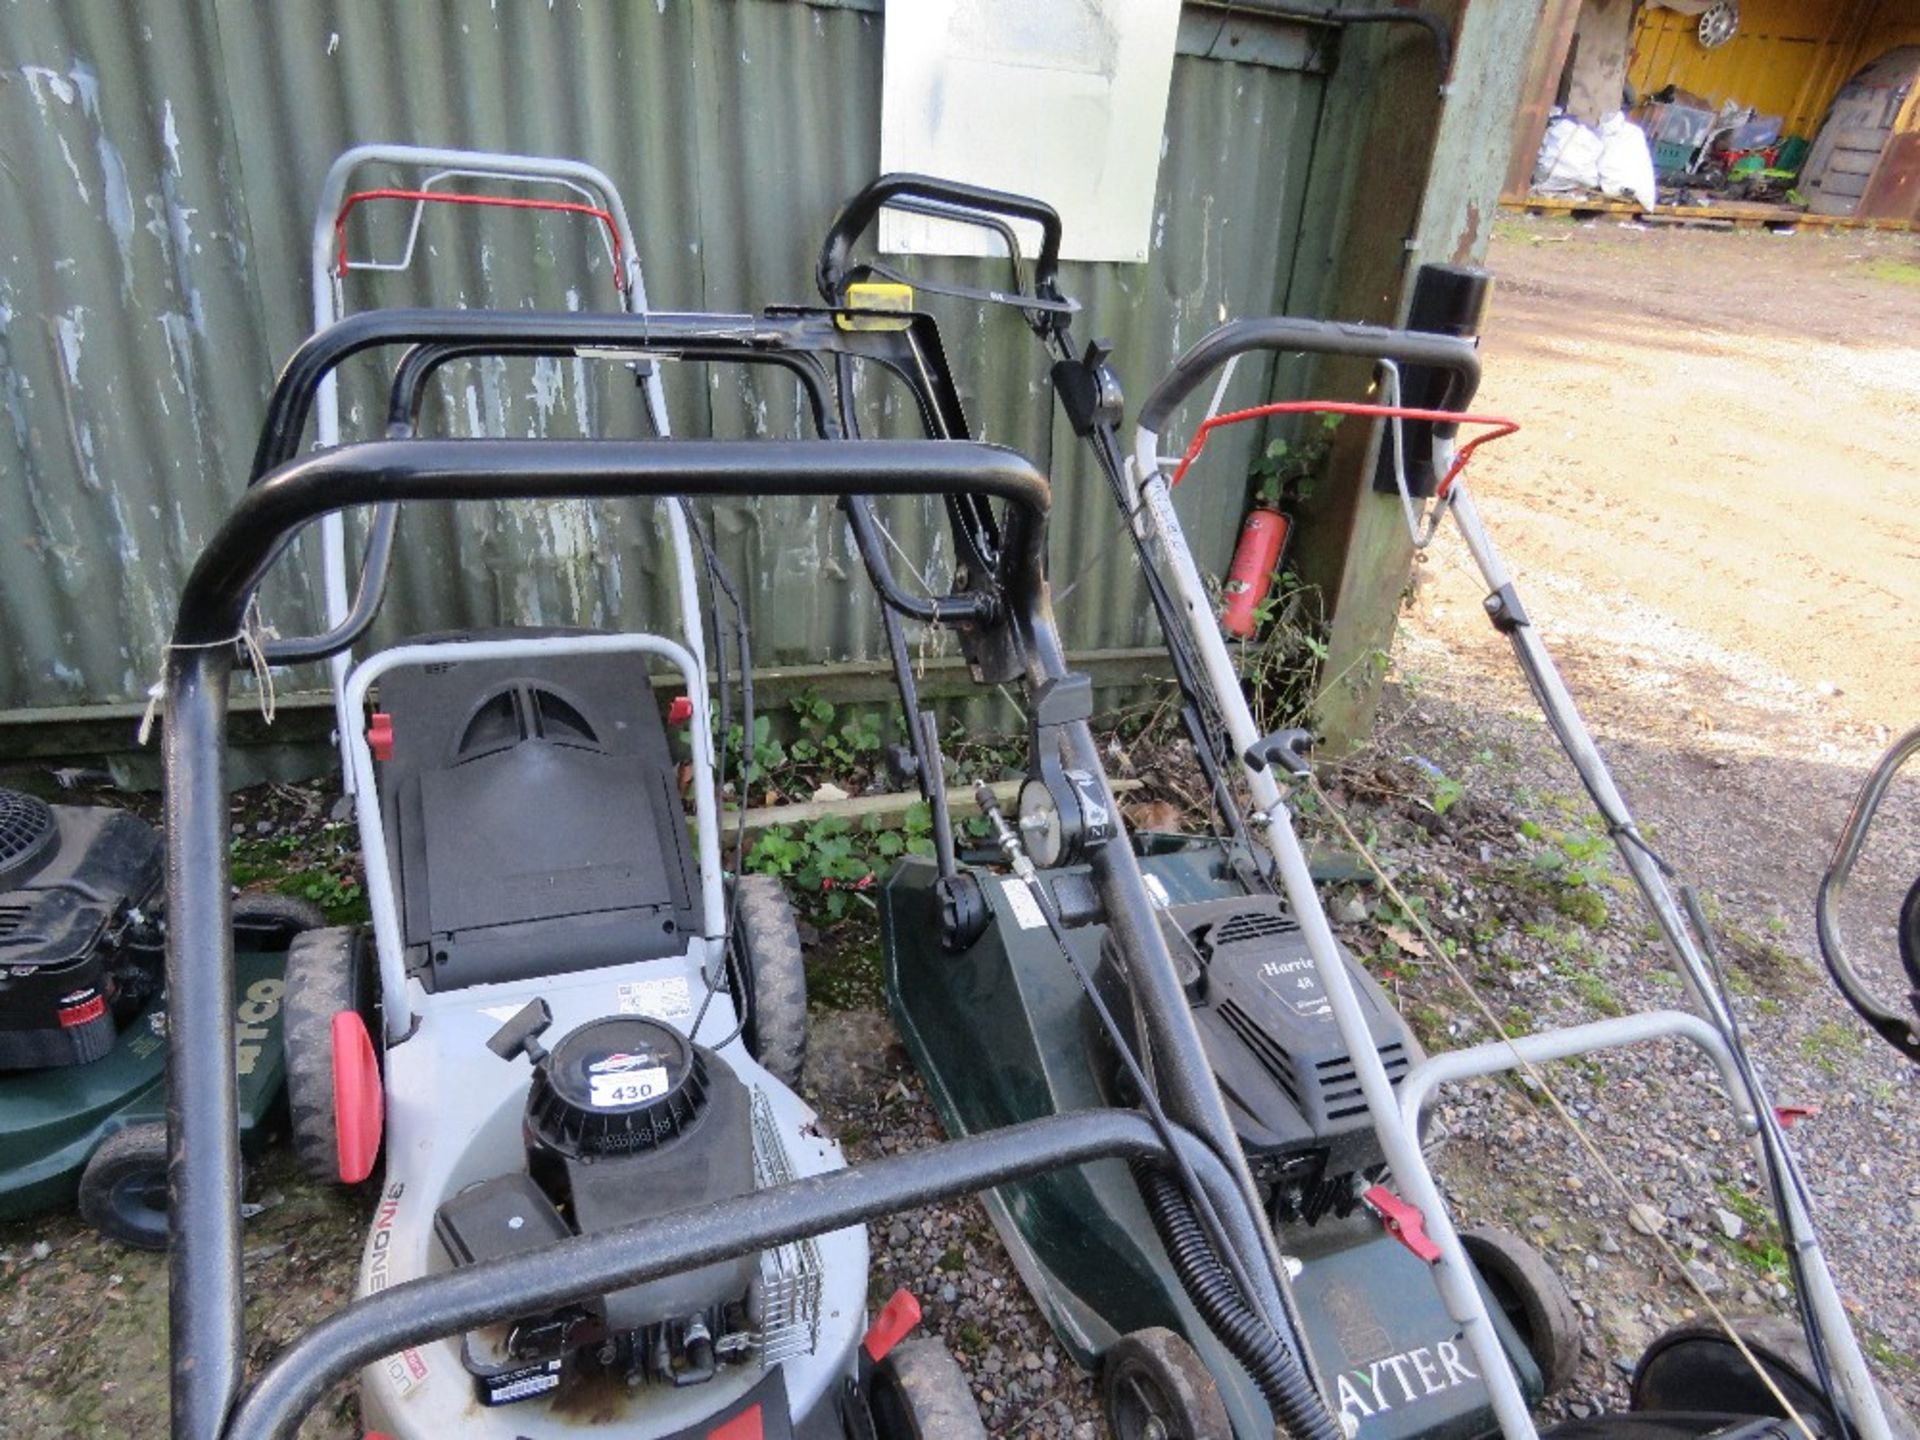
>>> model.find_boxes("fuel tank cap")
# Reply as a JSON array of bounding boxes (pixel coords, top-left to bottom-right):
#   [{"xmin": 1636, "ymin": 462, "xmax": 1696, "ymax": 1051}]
[{"xmin": 525, "ymin": 1015, "xmax": 709, "ymax": 1159}]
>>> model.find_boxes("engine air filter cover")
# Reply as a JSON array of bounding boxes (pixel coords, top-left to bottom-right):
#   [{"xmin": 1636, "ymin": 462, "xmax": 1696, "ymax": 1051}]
[
  {"xmin": 0, "ymin": 790, "xmax": 56, "ymax": 883},
  {"xmin": 526, "ymin": 1015, "xmax": 708, "ymax": 1159}
]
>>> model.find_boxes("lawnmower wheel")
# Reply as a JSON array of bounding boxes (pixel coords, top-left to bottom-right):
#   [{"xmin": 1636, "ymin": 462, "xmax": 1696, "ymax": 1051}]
[
  {"xmin": 1460, "ymin": 1225, "xmax": 1582, "ymax": 1395},
  {"xmin": 77, "ymin": 1122, "xmax": 171, "ymax": 1251},
  {"xmin": 230, "ymin": 890, "xmax": 328, "ymax": 951},
  {"xmin": 868, "ymin": 1335, "xmax": 989, "ymax": 1439},
  {"xmin": 282, "ymin": 925, "xmax": 376, "ymax": 1185},
  {"xmin": 1899, "ymin": 872, "xmax": 1919, "ymax": 990},
  {"xmin": 734, "ymin": 874, "xmax": 807, "ymax": 1087},
  {"xmin": 1101, "ymin": 1326, "xmax": 1232, "ymax": 1440},
  {"xmin": 1632, "ymin": 1316, "xmax": 1920, "ymax": 1440}
]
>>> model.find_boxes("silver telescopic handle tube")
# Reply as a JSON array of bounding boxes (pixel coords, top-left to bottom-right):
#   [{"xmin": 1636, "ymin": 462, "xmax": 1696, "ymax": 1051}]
[
  {"xmin": 1121, "ymin": 449, "xmax": 1541, "ymax": 1439},
  {"xmin": 1444, "ymin": 482, "xmax": 1895, "ymax": 1440},
  {"xmin": 304, "ymin": 145, "xmax": 680, "ymax": 792}
]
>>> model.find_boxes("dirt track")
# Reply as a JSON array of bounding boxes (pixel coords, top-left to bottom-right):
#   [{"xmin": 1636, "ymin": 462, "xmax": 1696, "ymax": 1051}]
[
  {"xmin": 1466, "ymin": 216, "xmax": 1919, "ymax": 735},
  {"xmin": 1384, "ymin": 215, "xmax": 1920, "ymax": 1414}
]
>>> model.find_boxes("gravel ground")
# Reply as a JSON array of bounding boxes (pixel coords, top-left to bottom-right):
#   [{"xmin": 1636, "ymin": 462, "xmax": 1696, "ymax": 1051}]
[
  {"xmin": 6, "ymin": 618, "xmax": 1909, "ymax": 1438},
  {"xmin": 801, "ymin": 1010, "xmax": 1103, "ymax": 1438},
  {"xmin": 1359, "ymin": 523, "xmax": 1920, "ymax": 1419}
]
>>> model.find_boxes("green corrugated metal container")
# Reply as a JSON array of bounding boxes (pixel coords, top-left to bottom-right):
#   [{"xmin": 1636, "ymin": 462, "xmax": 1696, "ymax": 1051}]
[{"xmin": 0, "ymin": 0, "xmax": 1524, "ymax": 748}]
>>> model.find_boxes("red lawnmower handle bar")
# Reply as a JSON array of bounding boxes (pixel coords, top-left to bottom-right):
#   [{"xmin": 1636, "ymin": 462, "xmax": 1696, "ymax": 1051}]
[
  {"xmin": 334, "ymin": 188, "xmax": 625, "ymax": 292},
  {"xmin": 1170, "ymin": 399, "xmax": 1518, "ymax": 497},
  {"xmin": 1137, "ymin": 317, "xmax": 1481, "ymax": 436}
]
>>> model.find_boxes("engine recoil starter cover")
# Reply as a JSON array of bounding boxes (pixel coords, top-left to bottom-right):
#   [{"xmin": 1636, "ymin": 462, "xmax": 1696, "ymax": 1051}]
[{"xmin": 525, "ymin": 1015, "xmax": 709, "ymax": 1159}]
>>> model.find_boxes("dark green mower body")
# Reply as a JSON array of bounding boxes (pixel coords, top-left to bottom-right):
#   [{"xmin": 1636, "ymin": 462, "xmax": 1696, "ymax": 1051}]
[
  {"xmin": 882, "ymin": 837, "xmax": 1544, "ymax": 1440},
  {"xmin": 0, "ymin": 945, "xmax": 291, "ymax": 1233},
  {"xmin": 0, "ymin": 789, "xmax": 307, "ymax": 1247}
]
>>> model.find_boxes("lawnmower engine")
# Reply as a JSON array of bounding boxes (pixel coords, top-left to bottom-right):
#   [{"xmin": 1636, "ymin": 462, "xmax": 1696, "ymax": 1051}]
[
  {"xmin": 0, "ymin": 789, "xmax": 162, "ymax": 1072},
  {"xmin": 886, "ymin": 847, "xmax": 1541, "ymax": 1438},
  {"xmin": 1099, "ymin": 892, "xmax": 1420, "ymax": 1228},
  {"xmin": 435, "ymin": 1010, "xmax": 761, "ymax": 1407}
]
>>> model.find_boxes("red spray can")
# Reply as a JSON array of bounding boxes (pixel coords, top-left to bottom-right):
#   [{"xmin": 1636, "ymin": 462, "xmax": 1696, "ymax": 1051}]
[{"xmin": 1219, "ymin": 508, "xmax": 1289, "ymax": 638}]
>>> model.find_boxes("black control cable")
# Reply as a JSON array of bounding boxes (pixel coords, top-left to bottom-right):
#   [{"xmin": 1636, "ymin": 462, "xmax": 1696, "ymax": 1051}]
[{"xmin": 975, "ymin": 785, "xmax": 1342, "ymax": 1440}]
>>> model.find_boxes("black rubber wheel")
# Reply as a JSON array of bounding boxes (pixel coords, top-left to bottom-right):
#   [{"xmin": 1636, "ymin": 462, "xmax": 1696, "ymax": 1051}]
[
  {"xmin": 733, "ymin": 874, "xmax": 807, "ymax": 1087},
  {"xmin": 230, "ymin": 891, "xmax": 328, "ymax": 951},
  {"xmin": 282, "ymin": 925, "xmax": 375, "ymax": 1185},
  {"xmin": 1898, "ymin": 872, "xmax": 1919, "ymax": 990},
  {"xmin": 1632, "ymin": 1316, "xmax": 1920, "ymax": 1440},
  {"xmin": 869, "ymin": 1336, "xmax": 989, "ymax": 1439},
  {"xmin": 1101, "ymin": 1327, "xmax": 1232, "ymax": 1440},
  {"xmin": 77, "ymin": 1123, "xmax": 171, "ymax": 1251},
  {"xmin": 1461, "ymin": 1225, "xmax": 1583, "ymax": 1395}
]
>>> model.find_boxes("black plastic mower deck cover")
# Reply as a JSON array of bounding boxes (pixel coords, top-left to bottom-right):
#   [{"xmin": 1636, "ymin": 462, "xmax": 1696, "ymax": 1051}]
[
  {"xmin": 375, "ymin": 632, "xmax": 698, "ymax": 991},
  {"xmin": 0, "ymin": 793, "xmax": 162, "ymax": 1070}
]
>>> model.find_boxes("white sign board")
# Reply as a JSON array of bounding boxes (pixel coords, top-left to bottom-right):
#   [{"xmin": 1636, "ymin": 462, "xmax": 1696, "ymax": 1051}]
[{"xmin": 879, "ymin": 0, "xmax": 1182, "ymax": 265}]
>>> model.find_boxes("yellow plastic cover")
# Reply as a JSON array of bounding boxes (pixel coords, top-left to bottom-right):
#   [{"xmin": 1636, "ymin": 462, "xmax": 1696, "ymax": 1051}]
[{"xmin": 836, "ymin": 280, "xmax": 916, "ymax": 331}]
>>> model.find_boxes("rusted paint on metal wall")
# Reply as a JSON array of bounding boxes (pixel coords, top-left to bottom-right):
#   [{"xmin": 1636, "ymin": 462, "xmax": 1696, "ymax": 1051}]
[
  {"xmin": 1504, "ymin": 0, "xmax": 1584, "ymax": 196},
  {"xmin": 0, "ymin": 0, "xmax": 1338, "ymax": 718},
  {"xmin": 1311, "ymin": 0, "xmax": 1551, "ymax": 748}
]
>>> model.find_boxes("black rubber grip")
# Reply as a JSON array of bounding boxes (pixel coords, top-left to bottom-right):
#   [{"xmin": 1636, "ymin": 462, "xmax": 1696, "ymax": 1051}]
[
  {"xmin": 1136, "ymin": 317, "xmax": 1482, "ymax": 436},
  {"xmin": 817, "ymin": 172, "xmax": 1064, "ymax": 305}
]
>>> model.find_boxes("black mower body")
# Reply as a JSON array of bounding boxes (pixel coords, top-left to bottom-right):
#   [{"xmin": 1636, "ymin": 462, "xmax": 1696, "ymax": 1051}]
[{"xmin": 882, "ymin": 837, "xmax": 1543, "ymax": 1440}]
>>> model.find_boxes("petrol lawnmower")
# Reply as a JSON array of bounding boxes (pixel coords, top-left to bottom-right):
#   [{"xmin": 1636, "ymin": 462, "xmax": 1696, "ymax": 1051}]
[
  {"xmin": 812, "ymin": 176, "xmax": 1547, "ymax": 1440},
  {"xmin": 807, "ymin": 176, "xmax": 1914, "ymax": 1440},
  {"xmin": 175, "ymin": 146, "xmax": 1005, "ymax": 1439},
  {"xmin": 154, "ymin": 277, "xmax": 1330, "ymax": 1440},
  {"xmin": 0, "ymin": 782, "xmax": 320, "ymax": 1249}
]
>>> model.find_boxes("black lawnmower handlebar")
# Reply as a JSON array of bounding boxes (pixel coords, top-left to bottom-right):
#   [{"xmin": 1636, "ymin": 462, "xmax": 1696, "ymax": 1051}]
[
  {"xmin": 816, "ymin": 172, "xmax": 1065, "ymax": 310},
  {"xmin": 1136, "ymin": 316, "xmax": 1483, "ymax": 438},
  {"xmin": 181, "ymin": 437, "xmax": 1052, "ymax": 655}
]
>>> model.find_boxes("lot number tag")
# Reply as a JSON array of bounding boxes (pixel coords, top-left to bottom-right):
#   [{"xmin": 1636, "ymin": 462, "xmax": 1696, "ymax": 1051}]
[{"xmin": 589, "ymin": 1066, "xmax": 669, "ymax": 1108}]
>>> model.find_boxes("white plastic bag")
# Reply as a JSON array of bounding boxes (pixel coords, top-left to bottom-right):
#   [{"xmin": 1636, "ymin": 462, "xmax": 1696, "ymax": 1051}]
[
  {"xmin": 1596, "ymin": 112, "xmax": 1658, "ymax": 209},
  {"xmin": 1533, "ymin": 116, "xmax": 1604, "ymax": 194}
]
